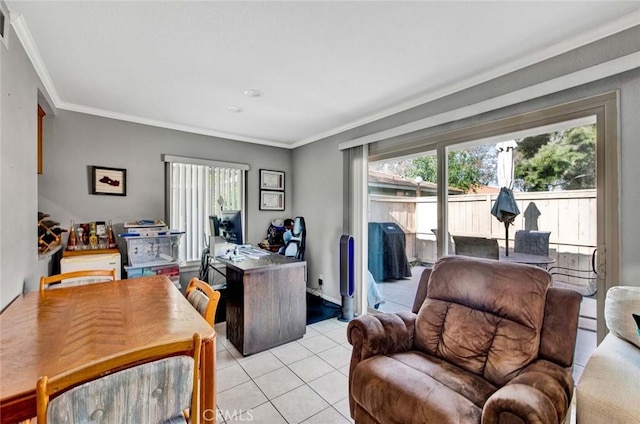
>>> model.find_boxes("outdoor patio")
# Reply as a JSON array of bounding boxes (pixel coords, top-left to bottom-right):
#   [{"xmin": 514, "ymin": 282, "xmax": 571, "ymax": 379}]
[{"xmin": 374, "ymin": 264, "xmax": 597, "ymax": 383}]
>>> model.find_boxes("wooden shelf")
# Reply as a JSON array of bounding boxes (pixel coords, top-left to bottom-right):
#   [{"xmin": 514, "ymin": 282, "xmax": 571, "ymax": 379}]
[{"xmin": 62, "ymin": 248, "xmax": 120, "ymax": 257}]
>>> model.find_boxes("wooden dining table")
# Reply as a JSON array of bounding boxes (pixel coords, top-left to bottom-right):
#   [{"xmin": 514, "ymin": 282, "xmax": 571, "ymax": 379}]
[{"xmin": 0, "ymin": 275, "xmax": 216, "ymax": 424}]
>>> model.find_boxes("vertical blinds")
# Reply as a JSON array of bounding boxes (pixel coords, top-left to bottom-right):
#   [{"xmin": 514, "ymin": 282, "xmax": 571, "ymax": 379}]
[{"xmin": 164, "ymin": 155, "xmax": 248, "ymax": 263}]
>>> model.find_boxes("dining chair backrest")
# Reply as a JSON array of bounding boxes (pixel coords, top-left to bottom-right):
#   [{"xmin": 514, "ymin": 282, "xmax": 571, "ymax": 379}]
[
  {"xmin": 185, "ymin": 278, "xmax": 221, "ymax": 326},
  {"xmin": 514, "ymin": 230, "xmax": 551, "ymax": 256},
  {"xmin": 452, "ymin": 236, "xmax": 499, "ymax": 260},
  {"xmin": 36, "ymin": 333, "xmax": 202, "ymax": 424},
  {"xmin": 39, "ymin": 269, "xmax": 117, "ymax": 292}
]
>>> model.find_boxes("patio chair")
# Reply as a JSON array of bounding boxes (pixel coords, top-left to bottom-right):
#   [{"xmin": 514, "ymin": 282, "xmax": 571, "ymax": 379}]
[
  {"xmin": 514, "ymin": 230, "xmax": 551, "ymax": 256},
  {"xmin": 452, "ymin": 235, "xmax": 499, "ymax": 260}
]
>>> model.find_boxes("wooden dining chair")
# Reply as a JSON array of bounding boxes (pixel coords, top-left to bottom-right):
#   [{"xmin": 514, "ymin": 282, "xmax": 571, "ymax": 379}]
[
  {"xmin": 185, "ymin": 277, "xmax": 221, "ymax": 326},
  {"xmin": 39, "ymin": 269, "xmax": 117, "ymax": 292},
  {"xmin": 36, "ymin": 333, "xmax": 202, "ymax": 424}
]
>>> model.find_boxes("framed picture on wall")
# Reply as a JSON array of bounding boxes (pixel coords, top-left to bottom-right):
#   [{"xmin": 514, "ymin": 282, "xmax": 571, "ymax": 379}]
[
  {"xmin": 91, "ymin": 166, "xmax": 127, "ymax": 196},
  {"xmin": 260, "ymin": 190, "xmax": 285, "ymax": 211},
  {"xmin": 260, "ymin": 169, "xmax": 285, "ymax": 191}
]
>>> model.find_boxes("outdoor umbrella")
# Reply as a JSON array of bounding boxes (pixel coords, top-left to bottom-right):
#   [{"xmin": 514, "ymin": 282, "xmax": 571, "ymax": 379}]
[{"xmin": 491, "ymin": 187, "xmax": 520, "ymax": 256}]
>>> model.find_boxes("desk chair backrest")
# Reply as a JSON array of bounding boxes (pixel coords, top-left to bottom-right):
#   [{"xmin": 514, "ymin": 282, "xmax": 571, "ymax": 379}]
[
  {"xmin": 40, "ymin": 269, "xmax": 117, "ymax": 292},
  {"xmin": 283, "ymin": 216, "xmax": 306, "ymax": 260},
  {"xmin": 452, "ymin": 236, "xmax": 499, "ymax": 260},
  {"xmin": 37, "ymin": 333, "xmax": 202, "ymax": 424},
  {"xmin": 186, "ymin": 278, "xmax": 221, "ymax": 326}
]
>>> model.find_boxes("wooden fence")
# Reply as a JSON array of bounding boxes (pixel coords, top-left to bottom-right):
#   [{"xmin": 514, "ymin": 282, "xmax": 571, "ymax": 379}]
[{"xmin": 369, "ymin": 190, "xmax": 597, "ymax": 277}]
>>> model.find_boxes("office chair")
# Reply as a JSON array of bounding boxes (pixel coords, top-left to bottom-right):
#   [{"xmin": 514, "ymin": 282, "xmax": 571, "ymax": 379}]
[
  {"xmin": 36, "ymin": 333, "xmax": 202, "ymax": 424},
  {"xmin": 185, "ymin": 278, "xmax": 221, "ymax": 326},
  {"xmin": 39, "ymin": 269, "xmax": 117, "ymax": 292},
  {"xmin": 283, "ymin": 216, "xmax": 306, "ymax": 260}
]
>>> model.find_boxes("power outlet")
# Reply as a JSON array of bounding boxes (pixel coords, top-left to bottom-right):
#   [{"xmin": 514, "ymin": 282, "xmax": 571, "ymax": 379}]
[{"xmin": 318, "ymin": 274, "xmax": 323, "ymax": 286}]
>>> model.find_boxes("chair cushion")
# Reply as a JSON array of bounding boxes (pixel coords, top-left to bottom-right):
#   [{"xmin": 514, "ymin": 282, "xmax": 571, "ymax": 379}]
[
  {"xmin": 187, "ymin": 289, "xmax": 210, "ymax": 319},
  {"xmin": 415, "ymin": 256, "xmax": 550, "ymax": 386},
  {"xmin": 605, "ymin": 286, "xmax": 640, "ymax": 349},
  {"xmin": 352, "ymin": 351, "xmax": 496, "ymax": 424}
]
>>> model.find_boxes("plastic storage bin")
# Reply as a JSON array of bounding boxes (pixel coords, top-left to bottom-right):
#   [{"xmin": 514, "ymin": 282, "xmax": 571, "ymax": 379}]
[{"xmin": 124, "ymin": 234, "xmax": 182, "ymax": 266}]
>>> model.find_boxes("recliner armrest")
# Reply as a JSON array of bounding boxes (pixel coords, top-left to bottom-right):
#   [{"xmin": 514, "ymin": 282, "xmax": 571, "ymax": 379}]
[
  {"xmin": 346, "ymin": 312, "xmax": 416, "ymax": 419},
  {"xmin": 482, "ymin": 360, "xmax": 573, "ymax": 424},
  {"xmin": 347, "ymin": 311, "xmax": 416, "ymax": 362}
]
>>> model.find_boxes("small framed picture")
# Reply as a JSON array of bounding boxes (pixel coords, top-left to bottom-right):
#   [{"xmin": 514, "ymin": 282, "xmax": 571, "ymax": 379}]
[
  {"xmin": 260, "ymin": 190, "xmax": 285, "ymax": 211},
  {"xmin": 91, "ymin": 166, "xmax": 127, "ymax": 196},
  {"xmin": 260, "ymin": 169, "xmax": 285, "ymax": 191}
]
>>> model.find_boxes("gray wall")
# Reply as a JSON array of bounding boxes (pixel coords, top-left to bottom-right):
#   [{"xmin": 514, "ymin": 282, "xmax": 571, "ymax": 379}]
[
  {"xmin": 35, "ymin": 110, "xmax": 293, "ymax": 292},
  {"xmin": 0, "ymin": 26, "xmax": 53, "ymax": 308},
  {"xmin": 38, "ymin": 110, "xmax": 292, "ymax": 235},
  {"xmin": 291, "ymin": 136, "xmax": 344, "ymax": 303}
]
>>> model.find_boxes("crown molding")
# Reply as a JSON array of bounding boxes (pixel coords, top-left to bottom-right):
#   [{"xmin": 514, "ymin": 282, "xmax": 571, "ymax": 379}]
[
  {"xmin": 11, "ymin": 15, "xmax": 62, "ymax": 105},
  {"xmin": 57, "ymin": 101, "xmax": 290, "ymax": 148}
]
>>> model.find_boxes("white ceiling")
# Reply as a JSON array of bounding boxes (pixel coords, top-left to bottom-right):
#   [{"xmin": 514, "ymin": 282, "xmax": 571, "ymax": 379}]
[{"xmin": 7, "ymin": 1, "xmax": 640, "ymax": 149}]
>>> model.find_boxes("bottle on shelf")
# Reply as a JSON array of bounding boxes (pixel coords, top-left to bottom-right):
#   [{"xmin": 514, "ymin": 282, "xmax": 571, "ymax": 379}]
[
  {"xmin": 76, "ymin": 226, "xmax": 85, "ymax": 250},
  {"xmin": 66, "ymin": 221, "xmax": 77, "ymax": 251},
  {"xmin": 89, "ymin": 222, "xmax": 98, "ymax": 249},
  {"xmin": 107, "ymin": 220, "xmax": 117, "ymax": 248}
]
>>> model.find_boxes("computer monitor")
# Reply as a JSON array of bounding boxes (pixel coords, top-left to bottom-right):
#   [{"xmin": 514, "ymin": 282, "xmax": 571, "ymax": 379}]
[{"xmin": 219, "ymin": 210, "xmax": 243, "ymax": 245}]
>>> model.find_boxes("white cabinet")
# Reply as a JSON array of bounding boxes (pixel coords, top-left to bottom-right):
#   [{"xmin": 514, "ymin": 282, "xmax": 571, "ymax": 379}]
[{"xmin": 60, "ymin": 252, "xmax": 122, "ymax": 280}]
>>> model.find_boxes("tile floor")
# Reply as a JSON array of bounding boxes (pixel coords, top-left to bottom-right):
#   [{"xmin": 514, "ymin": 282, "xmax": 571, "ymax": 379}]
[{"xmin": 214, "ymin": 319, "xmax": 355, "ymax": 424}]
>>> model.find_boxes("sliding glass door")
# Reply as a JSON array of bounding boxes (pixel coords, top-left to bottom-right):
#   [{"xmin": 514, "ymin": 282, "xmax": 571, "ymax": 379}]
[{"xmin": 362, "ymin": 92, "xmax": 619, "ymax": 345}]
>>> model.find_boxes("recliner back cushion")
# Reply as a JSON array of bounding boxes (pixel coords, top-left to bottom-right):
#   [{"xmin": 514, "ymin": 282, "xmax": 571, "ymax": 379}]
[{"xmin": 415, "ymin": 256, "xmax": 550, "ymax": 386}]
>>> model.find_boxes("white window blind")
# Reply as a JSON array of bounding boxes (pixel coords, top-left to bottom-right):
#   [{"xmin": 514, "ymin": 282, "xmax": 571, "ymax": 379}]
[{"xmin": 164, "ymin": 155, "xmax": 248, "ymax": 263}]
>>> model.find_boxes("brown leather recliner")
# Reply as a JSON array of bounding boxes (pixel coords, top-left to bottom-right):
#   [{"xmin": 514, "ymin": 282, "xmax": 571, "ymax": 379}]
[{"xmin": 347, "ymin": 256, "xmax": 581, "ymax": 424}]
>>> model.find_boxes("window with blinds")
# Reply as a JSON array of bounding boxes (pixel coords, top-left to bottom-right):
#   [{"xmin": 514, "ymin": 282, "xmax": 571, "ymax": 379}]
[{"xmin": 165, "ymin": 156, "xmax": 248, "ymax": 263}]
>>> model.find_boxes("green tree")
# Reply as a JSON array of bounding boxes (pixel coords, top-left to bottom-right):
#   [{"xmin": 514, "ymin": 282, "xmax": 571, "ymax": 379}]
[
  {"xmin": 517, "ymin": 133, "xmax": 551, "ymax": 159},
  {"xmin": 515, "ymin": 125, "xmax": 595, "ymax": 191},
  {"xmin": 408, "ymin": 146, "xmax": 494, "ymax": 193}
]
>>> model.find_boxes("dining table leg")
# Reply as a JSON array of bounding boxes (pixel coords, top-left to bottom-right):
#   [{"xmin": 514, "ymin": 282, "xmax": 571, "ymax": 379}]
[{"xmin": 200, "ymin": 334, "xmax": 216, "ymax": 423}]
